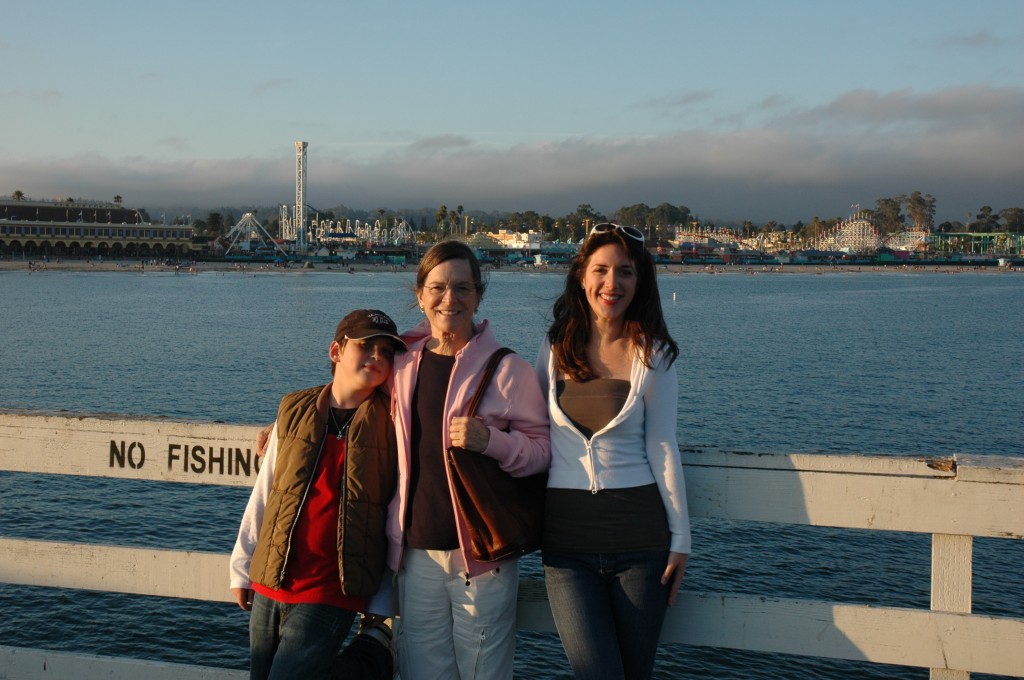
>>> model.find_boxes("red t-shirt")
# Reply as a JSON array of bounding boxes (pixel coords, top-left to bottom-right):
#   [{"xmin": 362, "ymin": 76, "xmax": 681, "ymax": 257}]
[{"xmin": 253, "ymin": 430, "xmax": 367, "ymax": 612}]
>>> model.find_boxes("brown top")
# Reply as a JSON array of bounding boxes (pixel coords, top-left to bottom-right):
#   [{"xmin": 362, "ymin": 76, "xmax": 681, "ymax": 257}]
[{"xmin": 556, "ymin": 378, "xmax": 630, "ymax": 438}]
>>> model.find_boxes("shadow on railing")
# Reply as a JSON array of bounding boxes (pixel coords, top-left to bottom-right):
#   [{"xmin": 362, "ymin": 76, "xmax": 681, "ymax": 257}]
[{"xmin": 1, "ymin": 410, "xmax": 1023, "ymax": 679}]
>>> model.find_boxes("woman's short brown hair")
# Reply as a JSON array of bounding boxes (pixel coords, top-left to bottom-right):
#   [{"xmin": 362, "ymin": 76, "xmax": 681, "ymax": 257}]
[{"xmin": 415, "ymin": 240, "xmax": 486, "ymax": 298}]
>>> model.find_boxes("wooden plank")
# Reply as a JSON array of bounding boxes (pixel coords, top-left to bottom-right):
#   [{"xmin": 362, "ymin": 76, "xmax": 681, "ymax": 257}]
[
  {"xmin": 930, "ymin": 534, "xmax": 973, "ymax": 680},
  {"xmin": 682, "ymin": 447, "xmax": 958, "ymax": 477},
  {"xmin": 932, "ymin": 534, "xmax": 973, "ymax": 613},
  {"xmin": 0, "ymin": 411, "xmax": 262, "ymax": 487},
  {"xmin": 685, "ymin": 466, "xmax": 1024, "ymax": 538},
  {"xmin": 662, "ymin": 593, "xmax": 1024, "ymax": 677},
  {"xmin": 955, "ymin": 453, "xmax": 1024, "ymax": 484},
  {"xmin": 2, "ymin": 541, "xmax": 1024, "ymax": 676},
  {"xmin": 0, "ymin": 645, "xmax": 246, "ymax": 680},
  {"xmin": 5, "ymin": 413, "xmax": 1023, "ymax": 539},
  {"xmin": 0, "ymin": 538, "xmax": 233, "ymax": 603},
  {"xmin": 515, "ymin": 577, "xmax": 557, "ymax": 633},
  {"xmin": 1, "ymin": 411, "xmax": 963, "ymax": 486}
]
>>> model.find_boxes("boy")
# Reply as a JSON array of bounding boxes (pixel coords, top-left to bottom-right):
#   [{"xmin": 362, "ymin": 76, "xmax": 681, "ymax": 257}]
[{"xmin": 230, "ymin": 309, "xmax": 406, "ymax": 679}]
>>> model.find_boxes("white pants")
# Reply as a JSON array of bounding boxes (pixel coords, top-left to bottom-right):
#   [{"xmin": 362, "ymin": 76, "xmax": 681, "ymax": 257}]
[{"xmin": 396, "ymin": 548, "xmax": 518, "ymax": 680}]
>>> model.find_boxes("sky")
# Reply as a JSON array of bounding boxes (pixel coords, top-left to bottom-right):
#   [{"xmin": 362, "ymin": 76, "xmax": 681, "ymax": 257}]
[{"xmin": 3, "ymin": 0, "xmax": 1023, "ymax": 225}]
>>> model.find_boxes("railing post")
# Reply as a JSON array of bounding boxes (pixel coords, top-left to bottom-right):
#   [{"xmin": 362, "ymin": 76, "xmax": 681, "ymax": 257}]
[{"xmin": 930, "ymin": 533, "xmax": 973, "ymax": 680}]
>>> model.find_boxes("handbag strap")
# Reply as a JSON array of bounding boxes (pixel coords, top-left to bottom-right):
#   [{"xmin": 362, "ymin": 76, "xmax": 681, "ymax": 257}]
[{"xmin": 465, "ymin": 348, "xmax": 515, "ymax": 418}]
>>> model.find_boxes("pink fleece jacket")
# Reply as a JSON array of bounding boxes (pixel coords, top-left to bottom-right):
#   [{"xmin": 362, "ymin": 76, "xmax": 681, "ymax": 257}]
[{"xmin": 386, "ymin": 319, "xmax": 551, "ymax": 577}]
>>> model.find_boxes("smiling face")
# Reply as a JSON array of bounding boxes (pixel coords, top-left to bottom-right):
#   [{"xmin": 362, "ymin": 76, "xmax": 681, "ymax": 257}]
[
  {"xmin": 580, "ymin": 242, "xmax": 637, "ymax": 326},
  {"xmin": 416, "ymin": 257, "xmax": 480, "ymax": 350}
]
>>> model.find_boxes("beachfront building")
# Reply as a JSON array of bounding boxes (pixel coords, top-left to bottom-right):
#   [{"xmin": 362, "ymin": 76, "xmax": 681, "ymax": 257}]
[
  {"xmin": 0, "ymin": 197, "xmax": 194, "ymax": 261},
  {"xmin": 480, "ymin": 229, "xmax": 544, "ymax": 263}
]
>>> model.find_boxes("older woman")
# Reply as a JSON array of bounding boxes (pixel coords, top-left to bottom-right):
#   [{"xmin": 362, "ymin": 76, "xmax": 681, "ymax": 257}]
[
  {"xmin": 388, "ymin": 240, "xmax": 550, "ymax": 680},
  {"xmin": 536, "ymin": 223, "xmax": 690, "ymax": 680}
]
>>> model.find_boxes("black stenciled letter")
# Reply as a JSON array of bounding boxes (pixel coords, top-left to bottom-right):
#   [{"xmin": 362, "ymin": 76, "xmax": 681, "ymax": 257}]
[
  {"xmin": 168, "ymin": 443, "xmax": 182, "ymax": 470},
  {"xmin": 110, "ymin": 440, "xmax": 126, "ymax": 468},
  {"xmin": 127, "ymin": 442, "xmax": 145, "ymax": 469}
]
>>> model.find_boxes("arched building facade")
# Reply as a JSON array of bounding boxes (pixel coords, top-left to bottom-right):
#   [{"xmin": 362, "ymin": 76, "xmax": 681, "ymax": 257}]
[{"xmin": 0, "ymin": 199, "xmax": 195, "ymax": 260}]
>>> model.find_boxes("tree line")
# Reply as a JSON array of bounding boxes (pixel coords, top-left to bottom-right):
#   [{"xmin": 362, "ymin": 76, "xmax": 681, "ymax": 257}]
[
  {"xmin": 426, "ymin": 194, "xmax": 1023, "ymax": 242},
  {"xmin": 863, "ymin": 192, "xmax": 1022, "ymax": 235},
  {"xmin": 12, "ymin": 189, "xmax": 1022, "ymax": 241}
]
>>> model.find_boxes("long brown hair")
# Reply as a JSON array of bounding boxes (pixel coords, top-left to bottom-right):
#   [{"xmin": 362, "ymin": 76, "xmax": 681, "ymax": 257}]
[{"xmin": 547, "ymin": 229, "xmax": 678, "ymax": 381}]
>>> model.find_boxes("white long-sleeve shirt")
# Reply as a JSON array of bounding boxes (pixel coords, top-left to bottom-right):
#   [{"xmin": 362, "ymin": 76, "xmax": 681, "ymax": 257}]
[
  {"xmin": 536, "ymin": 339, "xmax": 691, "ymax": 554},
  {"xmin": 229, "ymin": 423, "xmax": 280, "ymax": 590}
]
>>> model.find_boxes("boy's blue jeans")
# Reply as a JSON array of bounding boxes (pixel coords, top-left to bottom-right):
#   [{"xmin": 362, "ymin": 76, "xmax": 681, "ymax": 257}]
[
  {"xmin": 249, "ymin": 593, "xmax": 357, "ymax": 680},
  {"xmin": 542, "ymin": 549, "xmax": 669, "ymax": 680}
]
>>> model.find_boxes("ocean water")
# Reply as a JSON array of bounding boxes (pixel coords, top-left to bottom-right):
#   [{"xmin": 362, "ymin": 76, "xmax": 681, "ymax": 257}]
[{"xmin": 1, "ymin": 267, "xmax": 1022, "ymax": 679}]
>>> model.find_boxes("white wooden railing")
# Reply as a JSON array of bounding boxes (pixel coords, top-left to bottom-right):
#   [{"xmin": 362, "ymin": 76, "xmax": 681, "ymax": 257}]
[{"xmin": 1, "ymin": 410, "xmax": 1022, "ymax": 679}]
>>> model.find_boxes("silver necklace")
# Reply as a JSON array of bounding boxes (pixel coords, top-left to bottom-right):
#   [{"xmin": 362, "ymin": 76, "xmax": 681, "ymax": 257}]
[{"xmin": 328, "ymin": 408, "xmax": 354, "ymax": 440}]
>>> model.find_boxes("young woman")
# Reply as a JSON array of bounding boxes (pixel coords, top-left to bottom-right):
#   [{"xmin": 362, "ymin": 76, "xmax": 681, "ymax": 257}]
[
  {"xmin": 387, "ymin": 240, "xmax": 550, "ymax": 680},
  {"xmin": 536, "ymin": 223, "xmax": 690, "ymax": 680}
]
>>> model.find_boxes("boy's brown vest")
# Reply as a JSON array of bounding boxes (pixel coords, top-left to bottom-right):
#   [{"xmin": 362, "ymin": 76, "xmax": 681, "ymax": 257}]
[{"xmin": 248, "ymin": 385, "xmax": 398, "ymax": 597}]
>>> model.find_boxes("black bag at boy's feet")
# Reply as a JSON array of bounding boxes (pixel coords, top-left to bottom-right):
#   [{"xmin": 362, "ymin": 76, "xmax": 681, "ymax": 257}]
[{"xmin": 332, "ymin": 616, "xmax": 395, "ymax": 679}]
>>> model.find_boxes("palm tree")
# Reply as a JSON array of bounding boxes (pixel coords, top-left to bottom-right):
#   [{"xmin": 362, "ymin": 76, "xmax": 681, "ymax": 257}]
[
  {"xmin": 12, "ymin": 190, "xmax": 25, "ymax": 201},
  {"xmin": 435, "ymin": 204, "xmax": 448, "ymax": 237}
]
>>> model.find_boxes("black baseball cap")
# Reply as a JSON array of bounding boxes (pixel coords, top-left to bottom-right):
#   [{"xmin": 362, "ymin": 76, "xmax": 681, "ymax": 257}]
[{"xmin": 334, "ymin": 309, "xmax": 407, "ymax": 351}]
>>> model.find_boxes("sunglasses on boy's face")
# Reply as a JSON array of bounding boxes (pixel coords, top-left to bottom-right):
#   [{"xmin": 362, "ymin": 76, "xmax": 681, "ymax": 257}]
[{"xmin": 589, "ymin": 222, "xmax": 645, "ymax": 243}]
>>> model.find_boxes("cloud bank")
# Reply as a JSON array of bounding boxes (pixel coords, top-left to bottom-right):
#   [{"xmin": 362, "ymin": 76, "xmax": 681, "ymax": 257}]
[{"xmin": 3, "ymin": 85, "xmax": 1022, "ymax": 224}]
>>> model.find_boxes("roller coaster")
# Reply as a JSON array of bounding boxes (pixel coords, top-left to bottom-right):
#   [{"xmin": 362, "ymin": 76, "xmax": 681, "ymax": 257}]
[
  {"xmin": 674, "ymin": 213, "xmax": 929, "ymax": 255},
  {"xmin": 809, "ymin": 214, "xmax": 928, "ymax": 253}
]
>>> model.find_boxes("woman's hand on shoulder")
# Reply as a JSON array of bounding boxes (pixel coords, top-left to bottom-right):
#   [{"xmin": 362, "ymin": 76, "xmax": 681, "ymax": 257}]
[
  {"xmin": 449, "ymin": 416, "xmax": 490, "ymax": 452},
  {"xmin": 255, "ymin": 424, "xmax": 273, "ymax": 457},
  {"xmin": 662, "ymin": 552, "xmax": 688, "ymax": 607}
]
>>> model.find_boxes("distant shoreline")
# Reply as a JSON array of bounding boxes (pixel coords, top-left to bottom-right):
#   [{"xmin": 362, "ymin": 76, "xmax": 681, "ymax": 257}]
[{"xmin": 1, "ymin": 258, "xmax": 1020, "ymax": 275}]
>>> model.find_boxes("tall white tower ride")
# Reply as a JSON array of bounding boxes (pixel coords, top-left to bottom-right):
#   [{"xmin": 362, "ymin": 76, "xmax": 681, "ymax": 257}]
[{"xmin": 294, "ymin": 140, "xmax": 308, "ymax": 251}]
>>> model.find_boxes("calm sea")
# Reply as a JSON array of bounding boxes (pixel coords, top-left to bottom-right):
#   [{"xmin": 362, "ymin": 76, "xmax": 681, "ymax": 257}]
[{"xmin": 1, "ymin": 268, "xmax": 1022, "ymax": 679}]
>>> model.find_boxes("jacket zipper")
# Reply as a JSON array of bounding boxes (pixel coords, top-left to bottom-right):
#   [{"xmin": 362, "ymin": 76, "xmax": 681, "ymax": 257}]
[
  {"xmin": 584, "ymin": 438, "xmax": 598, "ymax": 494},
  {"xmin": 339, "ymin": 424, "xmax": 349, "ymax": 586},
  {"xmin": 278, "ymin": 421, "xmax": 329, "ymax": 584}
]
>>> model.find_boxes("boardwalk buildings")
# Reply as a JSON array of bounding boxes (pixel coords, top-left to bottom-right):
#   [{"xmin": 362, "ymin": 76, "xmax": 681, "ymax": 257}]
[{"xmin": 0, "ymin": 198, "xmax": 194, "ymax": 260}]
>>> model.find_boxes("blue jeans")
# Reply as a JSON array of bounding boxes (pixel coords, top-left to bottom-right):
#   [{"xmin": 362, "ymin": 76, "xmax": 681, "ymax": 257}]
[
  {"xmin": 249, "ymin": 593, "xmax": 358, "ymax": 680},
  {"xmin": 542, "ymin": 549, "xmax": 669, "ymax": 680}
]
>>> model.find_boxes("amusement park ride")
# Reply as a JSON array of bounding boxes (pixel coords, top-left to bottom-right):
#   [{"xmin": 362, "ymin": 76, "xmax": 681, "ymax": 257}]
[
  {"xmin": 219, "ymin": 144, "xmax": 1016, "ymax": 264},
  {"xmin": 673, "ymin": 210, "xmax": 929, "ymax": 257},
  {"xmin": 806, "ymin": 211, "xmax": 928, "ymax": 253},
  {"xmin": 223, "ymin": 141, "xmax": 413, "ymax": 259}
]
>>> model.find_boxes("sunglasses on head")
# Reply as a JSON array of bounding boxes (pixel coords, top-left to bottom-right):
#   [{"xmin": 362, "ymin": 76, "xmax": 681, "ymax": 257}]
[{"xmin": 589, "ymin": 222, "xmax": 645, "ymax": 243}]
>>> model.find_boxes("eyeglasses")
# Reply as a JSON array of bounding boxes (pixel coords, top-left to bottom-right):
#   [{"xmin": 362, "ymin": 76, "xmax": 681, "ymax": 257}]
[
  {"xmin": 589, "ymin": 222, "xmax": 645, "ymax": 243},
  {"xmin": 423, "ymin": 283, "xmax": 477, "ymax": 298}
]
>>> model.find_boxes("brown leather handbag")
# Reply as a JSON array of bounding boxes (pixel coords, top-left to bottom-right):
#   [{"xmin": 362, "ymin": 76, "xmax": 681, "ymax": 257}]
[{"xmin": 446, "ymin": 347, "xmax": 547, "ymax": 562}]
